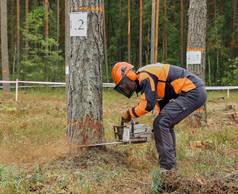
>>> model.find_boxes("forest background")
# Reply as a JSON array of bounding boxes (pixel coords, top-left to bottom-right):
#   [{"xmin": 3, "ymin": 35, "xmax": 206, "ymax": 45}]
[{"xmin": 0, "ymin": 0, "xmax": 238, "ymax": 85}]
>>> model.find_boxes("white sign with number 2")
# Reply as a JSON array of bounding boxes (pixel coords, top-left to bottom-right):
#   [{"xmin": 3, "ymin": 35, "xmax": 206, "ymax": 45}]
[{"xmin": 70, "ymin": 12, "xmax": 88, "ymax": 37}]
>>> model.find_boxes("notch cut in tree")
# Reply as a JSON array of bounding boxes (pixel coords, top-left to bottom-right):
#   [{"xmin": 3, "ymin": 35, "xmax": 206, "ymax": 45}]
[
  {"xmin": 66, "ymin": 0, "xmax": 104, "ymax": 145},
  {"xmin": 187, "ymin": 0, "xmax": 207, "ymax": 127}
]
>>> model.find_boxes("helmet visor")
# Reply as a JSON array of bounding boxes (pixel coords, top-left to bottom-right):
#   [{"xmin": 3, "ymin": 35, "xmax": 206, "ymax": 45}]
[{"xmin": 114, "ymin": 76, "xmax": 137, "ymax": 98}]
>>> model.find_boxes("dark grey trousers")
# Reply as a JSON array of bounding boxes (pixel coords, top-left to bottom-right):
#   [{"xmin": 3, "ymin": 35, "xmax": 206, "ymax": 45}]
[{"xmin": 153, "ymin": 86, "xmax": 207, "ymax": 170}]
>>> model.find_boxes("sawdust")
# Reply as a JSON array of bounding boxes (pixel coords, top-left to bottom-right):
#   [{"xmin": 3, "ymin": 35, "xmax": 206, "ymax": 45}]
[{"xmin": 48, "ymin": 148, "xmax": 131, "ymax": 170}]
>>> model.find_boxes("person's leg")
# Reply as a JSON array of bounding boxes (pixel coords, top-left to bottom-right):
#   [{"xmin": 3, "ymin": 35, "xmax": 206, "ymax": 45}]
[
  {"xmin": 153, "ymin": 86, "xmax": 207, "ymax": 170},
  {"xmin": 170, "ymin": 128, "xmax": 176, "ymax": 157},
  {"xmin": 153, "ymin": 112, "xmax": 176, "ymax": 169}
]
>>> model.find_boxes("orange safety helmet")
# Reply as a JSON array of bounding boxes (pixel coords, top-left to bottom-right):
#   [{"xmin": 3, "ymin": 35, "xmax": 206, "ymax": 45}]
[
  {"xmin": 112, "ymin": 62, "xmax": 138, "ymax": 98},
  {"xmin": 112, "ymin": 62, "xmax": 137, "ymax": 85}
]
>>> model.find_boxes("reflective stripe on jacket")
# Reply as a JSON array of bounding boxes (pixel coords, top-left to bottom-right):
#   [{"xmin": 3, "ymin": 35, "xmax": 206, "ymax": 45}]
[{"xmin": 129, "ymin": 63, "xmax": 204, "ymax": 118}]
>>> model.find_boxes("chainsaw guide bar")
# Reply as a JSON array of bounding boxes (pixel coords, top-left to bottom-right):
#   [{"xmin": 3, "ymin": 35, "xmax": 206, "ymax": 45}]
[
  {"xmin": 76, "ymin": 137, "xmax": 149, "ymax": 148},
  {"xmin": 76, "ymin": 121, "xmax": 153, "ymax": 148}
]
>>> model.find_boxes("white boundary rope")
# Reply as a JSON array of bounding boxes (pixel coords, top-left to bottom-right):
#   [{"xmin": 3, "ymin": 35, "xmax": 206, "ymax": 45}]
[{"xmin": 0, "ymin": 80, "xmax": 238, "ymax": 101}]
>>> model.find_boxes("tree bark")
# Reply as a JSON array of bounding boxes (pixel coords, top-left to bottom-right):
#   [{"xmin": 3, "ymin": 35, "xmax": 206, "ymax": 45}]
[
  {"xmin": 0, "ymin": 0, "xmax": 10, "ymax": 92},
  {"xmin": 162, "ymin": 0, "xmax": 167, "ymax": 63},
  {"xmin": 66, "ymin": 0, "xmax": 104, "ymax": 145},
  {"xmin": 187, "ymin": 0, "xmax": 207, "ymax": 126}
]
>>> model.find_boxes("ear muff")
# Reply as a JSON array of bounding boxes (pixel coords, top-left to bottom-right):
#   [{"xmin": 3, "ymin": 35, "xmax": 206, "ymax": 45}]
[{"xmin": 126, "ymin": 70, "xmax": 137, "ymax": 81}]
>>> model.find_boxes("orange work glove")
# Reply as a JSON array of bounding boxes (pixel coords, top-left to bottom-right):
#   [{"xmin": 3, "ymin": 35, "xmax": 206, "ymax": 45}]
[{"xmin": 121, "ymin": 110, "xmax": 131, "ymax": 123}]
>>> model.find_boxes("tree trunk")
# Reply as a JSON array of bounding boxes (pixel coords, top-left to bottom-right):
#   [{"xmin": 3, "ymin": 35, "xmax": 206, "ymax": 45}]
[
  {"xmin": 21, "ymin": 0, "xmax": 29, "ymax": 79},
  {"xmin": 162, "ymin": 0, "xmax": 167, "ymax": 63},
  {"xmin": 180, "ymin": 0, "xmax": 185, "ymax": 66},
  {"xmin": 0, "ymin": 0, "xmax": 10, "ymax": 92},
  {"xmin": 208, "ymin": 54, "xmax": 211, "ymax": 86},
  {"xmin": 146, "ymin": 20, "xmax": 150, "ymax": 65},
  {"xmin": 187, "ymin": 0, "xmax": 207, "ymax": 126},
  {"xmin": 66, "ymin": 0, "xmax": 104, "ymax": 145},
  {"xmin": 139, "ymin": 0, "xmax": 143, "ymax": 67},
  {"xmin": 103, "ymin": 2, "xmax": 109, "ymax": 82},
  {"xmin": 44, "ymin": 0, "xmax": 49, "ymax": 81},
  {"xmin": 59, "ymin": 0, "xmax": 65, "ymax": 53},
  {"xmin": 154, "ymin": 0, "xmax": 160, "ymax": 63},
  {"xmin": 119, "ymin": 0, "xmax": 122, "ymax": 61},
  {"xmin": 128, "ymin": 0, "xmax": 131, "ymax": 63},
  {"xmin": 57, "ymin": 0, "xmax": 60, "ymax": 65},
  {"xmin": 150, "ymin": 0, "xmax": 156, "ymax": 63},
  {"xmin": 232, "ymin": 0, "xmax": 237, "ymax": 57},
  {"xmin": 16, "ymin": 0, "xmax": 20, "ymax": 78}
]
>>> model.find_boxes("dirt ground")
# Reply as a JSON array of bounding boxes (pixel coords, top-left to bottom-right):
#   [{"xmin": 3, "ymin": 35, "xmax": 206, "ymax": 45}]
[
  {"xmin": 0, "ymin": 90, "xmax": 238, "ymax": 193},
  {"xmin": 161, "ymin": 171, "xmax": 238, "ymax": 194}
]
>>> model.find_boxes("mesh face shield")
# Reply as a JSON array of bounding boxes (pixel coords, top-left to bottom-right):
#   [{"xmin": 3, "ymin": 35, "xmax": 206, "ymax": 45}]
[{"xmin": 114, "ymin": 76, "xmax": 137, "ymax": 98}]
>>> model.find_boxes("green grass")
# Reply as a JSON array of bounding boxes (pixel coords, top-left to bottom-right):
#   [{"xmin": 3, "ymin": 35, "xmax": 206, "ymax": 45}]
[{"xmin": 0, "ymin": 89, "xmax": 238, "ymax": 193}]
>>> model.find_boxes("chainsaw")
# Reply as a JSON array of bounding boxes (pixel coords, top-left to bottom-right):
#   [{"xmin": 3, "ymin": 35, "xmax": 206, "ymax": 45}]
[
  {"xmin": 113, "ymin": 120, "xmax": 153, "ymax": 144},
  {"xmin": 77, "ymin": 120, "xmax": 153, "ymax": 148}
]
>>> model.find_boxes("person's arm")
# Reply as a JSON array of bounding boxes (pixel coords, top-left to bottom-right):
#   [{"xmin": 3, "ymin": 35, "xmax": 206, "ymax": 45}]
[{"xmin": 128, "ymin": 72, "xmax": 157, "ymax": 118}]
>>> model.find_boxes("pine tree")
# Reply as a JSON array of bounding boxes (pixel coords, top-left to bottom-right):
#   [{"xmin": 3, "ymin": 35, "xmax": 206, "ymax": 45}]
[
  {"xmin": 187, "ymin": 0, "xmax": 207, "ymax": 126},
  {"xmin": 66, "ymin": 0, "xmax": 105, "ymax": 145},
  {"xmin": 0, "ymin": 0, "xmax": 10, "ymax": 92}
]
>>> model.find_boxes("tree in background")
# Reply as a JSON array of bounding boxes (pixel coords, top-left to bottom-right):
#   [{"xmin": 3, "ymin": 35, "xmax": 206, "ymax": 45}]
[
  {"xmin": 180, "ymin": 0, "xmax": 185, "ymax": 66},
  {"xmin": 187, "ymin": 0, "xmax": 207, "ymax": 126},
  {"xmin": 15, "ymin": 0, "xmax": 20, "ymax": 78},
  {"xmin": 20, "ymin": 6, "xmax": 63, "ymax": 81},
  {"xmin": 0, "ymin": 0, "xmax": 237, "ymax": 85},
  {"xmin": 66, "ymin": 0, "xmax": 105, "ymax": 145},
  {"xmin": 0, "ymin": 0, "xmax": 10, "ymax": 92}
]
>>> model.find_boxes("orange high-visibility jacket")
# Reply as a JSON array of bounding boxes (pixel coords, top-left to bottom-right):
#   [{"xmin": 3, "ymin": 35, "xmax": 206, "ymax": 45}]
[{"xmin": 128, "ymin": 63, "xmax": 204, "ymax": 118}]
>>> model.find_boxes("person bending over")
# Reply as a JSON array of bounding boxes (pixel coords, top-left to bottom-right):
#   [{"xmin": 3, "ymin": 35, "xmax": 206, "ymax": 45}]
[{"xmin": 111, "ymin": 62, "xmax": 207, "ymax": 171}]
